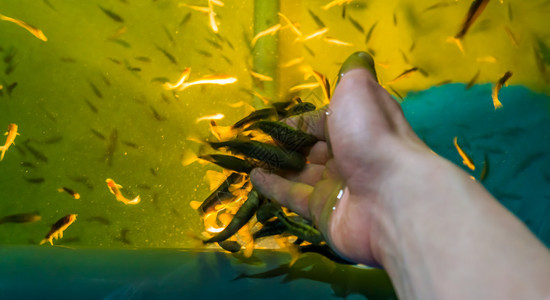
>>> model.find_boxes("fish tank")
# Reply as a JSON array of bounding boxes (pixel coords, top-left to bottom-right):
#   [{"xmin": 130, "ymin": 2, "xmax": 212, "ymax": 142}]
[{"xmin": 1, "ymin": 0, "xmax": 549, "ymax": 299}]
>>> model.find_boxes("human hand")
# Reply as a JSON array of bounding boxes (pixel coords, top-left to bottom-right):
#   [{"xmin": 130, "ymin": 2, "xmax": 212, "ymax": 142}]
[{"xmin": 251, "ymin": 52, "xmax": 431, "ymax": 266}]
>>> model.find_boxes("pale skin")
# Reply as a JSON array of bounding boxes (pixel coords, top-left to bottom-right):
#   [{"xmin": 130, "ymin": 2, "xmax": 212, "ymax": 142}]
[{"xmin": 251, "ymin": 61, "xmax": 550, "ymax": 299}]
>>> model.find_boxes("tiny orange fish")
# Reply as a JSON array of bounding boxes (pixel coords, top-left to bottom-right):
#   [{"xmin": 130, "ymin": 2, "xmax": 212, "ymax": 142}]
[
  {"xmin": 0, "ymin": 123, "xmax": 19, "ymax": 161},
  {"xmin": 106, "ymin": 178, "xmax": 140, "ymax": 205},
  {"xmin": 0, "ymin": 13, "xmax": 47, "ymax": 41}
]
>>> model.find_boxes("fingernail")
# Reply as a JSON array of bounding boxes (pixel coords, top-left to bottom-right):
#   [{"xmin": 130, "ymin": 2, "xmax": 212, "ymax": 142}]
[{"xmin": 337, "ymin": 51, "xmax": 377, "ymax": 85}]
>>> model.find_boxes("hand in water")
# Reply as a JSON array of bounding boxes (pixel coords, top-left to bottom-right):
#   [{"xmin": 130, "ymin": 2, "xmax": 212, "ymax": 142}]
[{"xmin": 251, "ymin": 52, "xmax": 430, "ymax": 266}]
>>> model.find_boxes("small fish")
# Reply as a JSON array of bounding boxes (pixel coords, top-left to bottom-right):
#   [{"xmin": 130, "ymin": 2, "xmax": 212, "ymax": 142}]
[
  {"xmin": 204, "ymin": 190, "xmax": 262, "ymax": 244},
  {"xmin": 423, "ymin": 1, "xmax": 457, "ymax": 12},
  {"xmin": 466, "ymin": 69, "xmax": 480, "ymax": 90},
  {"xmin": 124, "ymin": 60, "xmax": 141, "ymax": 72},
  {"xmin": 6, "ymin": 82, "xmax": 17, "ymax": 96},
  {"xmin": 454, "ymin": 0, "xmax": 490, "ymax": 40},
  {"xmin": 321, "ymin": 0, "xmax": 352, "ymax": 10},
  {"xmin": 24, "ymin": 176, "xmax": 45, "ymax": 184},
  {"xmin": 89, "ymin": 81, "xmax": 103, "ymax": 98},
  {"xmin": 34, "ymin": 136, "xmax": 62, "ymax": 145},
  {"xmin": 122, "ymin": 141, "xmax": 138, "ymax": 148},
  {"xmin": 218, "ymin": 241, "xmax": 241, "ymax": 253},
  {"xmin": 323, "ymin": 37, "xmax": 353, "ymax": 46},
  {"xmin": 297, "ymin": 27, "xmax": 329, "ymax": 42},
  {"xmin": 399, "ymin": 49, "xmax": 409, "ymax": 64},
  {"xmin": 480, "ymin": 153, "xmax": 489, "ymax": 181},
  {"xmin": 232, "ymin": 108, "xmax": 278, "ymax": 129},
  {"xmin": 84, "ymin": 98, "xmax": 98, "ymax": 114},
  {"xmin": 224, "ymin": 38, "xmax": 235, "ymax": 50},
  {"xmin": 221, "ymin": 54, "xmax": 233, "ymax": 65},
  {"xmin": 108, "ymin": 26, "xmax": 127, "ymax": 40},
  {"xmin": 205, "ymin": 39, "xmax": 223, "ymax": 50},
  {"xmin": 178, "ymin": 12, "xmax": 192, "ymax": 27},
  {"xmin": 5, "ymin": 62, "xmax": 17, "ymax": 75},
  {"xmin": 198, "ymin": 173, "xmax": 244, "ymax": 215},
  {"xmin": 42, "ymin": 0, "xmax": 56, "ymax": 11},
  {"xmin": 98, "ymin": 5, "xmax": 124, "ymax": 23},
  {"xmin": 100, "ymin": 73, "xmax": 111, "ymax": 86},
  {"xmin": 534, "ymin": 39, "xmax": 550, "ymax": 77},
  {"xmin": 162, "ymin": 25, "xmax": 175, "ymax": 44},
  {"xmin": 60, "ymin": 57, "xmax": 77, "ymax": 63},
  {"xmin": 251, "ymin": 24, "xmax": 282, "ymax": 47},
  {"xmin": 288, "ymin": 102, "xmax": 316, "ymax": 116},
  {"xmin": 90, "ymin": 129, "xmax": 106, "ymax": 140},
  {"xmin": 199, "ymin": 154, "xmax": 254, "ymax": 173},
  {"xmin": 171, "ymin": 74, "xmax": 237, "ymax": 91},
  {"xmin": 281, "ymin": 57, "xmax": 304, "ymax": 68},
  {"xmin": 151, "ymin": 77, "xmax": 170, "ymax": 84},
  {"xmin": 436, "ymin": 79, "xmax": 453, "ymax": 86},
  {"xmin": 274, "ymin": 210, "xmax": 324, "ymax": 245},
  {"xmin": 249, "ymin": 70, "xmax": 273, "ymax": 82},
  {"xmin": 40, "ymin": 214, "xmax": 77, "ymax": 245},
  {"xmin": 115, "ymin": 228, "xmax": 131, "ymax": 245},
  {"xmin": 150, "ymin": 167, "xmax": 158, "ymax": 176},
  {"xmin": 3, "ymin": 47, "xmax": 16, "ymax": 64},
  {"xmin": 308, "ymin": 9, "xmax": 326, "ymax": 28},
  {"xmin": 388, "ymin": 67, "xmax": 419, "ymax": 84},
  {"xmin": 289, "ymin": 82, "xmax": 321, "ymax": 93},
  {"xmin": 0, "ymin": 123, "xmax": 19, "ymax": 161},
  {"xmin": 58, "ymin": 187, "xmax": 80, "ymax": 199},
  {"xmin": 255, "ymin": 201, "xmax": 281, "ymax": 224},
  {"xmin": 0, "ymin": 13, "xmax": 47, "ymax": 41},
  {"xmin": 195, "ymin": 49, "xmax": 213, "ymax": 58},
  {"xmin": 348, "ymin": 16, "xmax": 364, "ymax": 33},
  {"xmin": 503, "ymin": 26, "xmax": 518, "ymax": 48},
  {"xmin": 156, "ymin": 46, "xmax": 178, "ymax": 65},
  {"xmin": 0, "ymin": 212, "xmax": 41, "ymax": 225},
  {"xmin": 299, "ymin": 244, "xmax": 352, "ymax": 264},
  {"xmin": 304, "ymin": 45, "xmax": 316, "ymax": 57},
  {"xmin": 388, "ymin": 86, "xmax": 404, "ymax": 101},
  {"xmin": 245, "ymin": 121, "xmax": 318, "ymax": 152},
  {"xmin": 365, "ymin": 21, "xmax": 378, "ymax": 44},
  {"xmin": 409, "ymin": 41, "xmax": 416, "ymax": 52},
  {"xmin": 150, "ymin": 105, "xmax": 167, "ymax": 121},
  {"xmin": 136, "ymin": 184, "xmax": 151, "ymax": 190},
  {"xmin": 252, "ymin": 219, "xmax": 287, "ymax": 239},
  {"xmin": 341, "ymin": 3, "xmax": 347, "ymax": 18},
  {"xmin": 86, "ymin": 216, "xmax": 111, "ymax": 225},
  {"xmin": 106, "ymin": 178, "xmax": 140, "ymax": 205},
  {"xmin": 107, "ymin": 57, "xmax": 121, "ymax": 65},
  {"xmin": 209, "ymin": 140, "xmax": 306, "ymax": 171},
  {"xmin": 492, "ymin": 71, "xmax": 512, "ymax": 109},
  {"xmin": 453, "ymin": 137, "xmax": 475, "ymax": 170},
  {"xmin": 20, "ymin": 161, "xmax": 36, "ymax": 169},
  {"xmin": 134, "ymin": 56, "xmax": 151, "ymax": 63},
  {"xmin": 104, "ymin": 129, "xmax": 117, "ymax": 166}
]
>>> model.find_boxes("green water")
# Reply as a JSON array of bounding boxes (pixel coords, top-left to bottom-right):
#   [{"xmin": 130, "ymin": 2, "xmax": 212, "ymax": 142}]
[{"xmin": 0, "ymin": 0, "xmax": 256, "ymax": 247}]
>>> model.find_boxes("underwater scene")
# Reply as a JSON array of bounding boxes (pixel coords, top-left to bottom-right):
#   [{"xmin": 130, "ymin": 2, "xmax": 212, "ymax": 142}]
[{"xmin": 1, "ymin": 0, "xmax": 550, "ymax": 298}]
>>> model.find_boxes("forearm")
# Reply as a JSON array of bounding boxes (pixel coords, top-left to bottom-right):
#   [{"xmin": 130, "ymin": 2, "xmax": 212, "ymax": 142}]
[{"xmin": 376, "ymin": 150, "xmax": 550, "ymax": 299}]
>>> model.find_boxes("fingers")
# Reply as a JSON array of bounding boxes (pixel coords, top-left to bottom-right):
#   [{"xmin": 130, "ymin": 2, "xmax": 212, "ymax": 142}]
[
  {"xmin": 307, "ymin": 141, "xmax": 330, "ymax": 164},
  {"xmin": 282, "ymin": 106, "xmax": 328, "ymax": 141},
  {"xmin": 284, "ymin": 163, "xmax": 325, "ymax": 186},
  {"xmin": 250, "ymin": 168, "xmax": 313, "ymax": 218}
]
